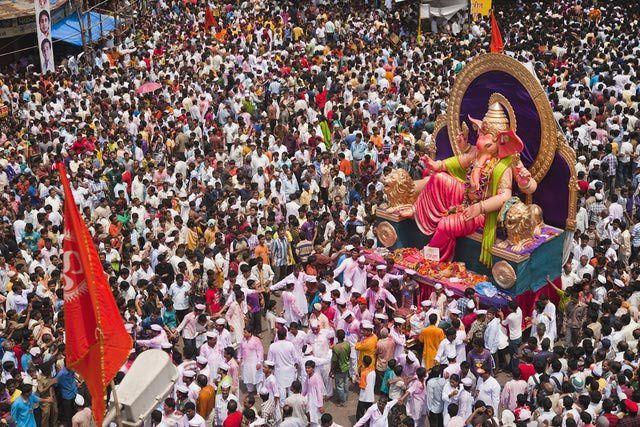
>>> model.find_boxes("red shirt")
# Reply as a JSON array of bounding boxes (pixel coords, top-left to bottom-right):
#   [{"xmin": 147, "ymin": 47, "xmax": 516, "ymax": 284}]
[{"xmin": 222, "ymin": 411, "xmax": 242, "ymax": 427}]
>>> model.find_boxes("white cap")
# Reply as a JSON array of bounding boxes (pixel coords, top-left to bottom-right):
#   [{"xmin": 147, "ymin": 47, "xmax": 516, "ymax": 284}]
[
  {"xmin": 394, "ymin": 317, "xmax": 406, "ymax": 324},
  {"xmin": 264, "ymin": 360, "xmax": 275, "ymax": 368},
  {"xmin": 376, "ymin": 264, "xmax": 387, "ymax": 271},
  {"xmin": 195, "ymin": 304, "xmax": 206, "ymax": 311},
  {"xmin": 310, "ymin": 319, "xmax": 320, "ymax": 329},
  {"xmin": 306, "ymin": 276, "xmax": 318, "ymax": 283},
  {"xmin": 597, "ymin": 275, "xmax": 606, "ymax": 284},
  {"xmin": 467, "ymin": 300, "xmax": 476, "ymax": 309},
  {"xmin": 161, "ymin": 342, "xmax": 173, "ymax": 349},
  {"xmin": 215, "ymin": 318, "xmax": 226, "ymax": 325},
  {"xmin": 183, "ymin": 370, "xmax": 196, "ymax": 378},
  {"xmin": 614, "ymin": 279, "xmax": 625, "ymax": 287},
  {"xmin": 150, "ymin": 324, "xmax": 162, "ymax": 332},
  {"xmin": 344, "ymin": 281, "xmax": 353, "ymax": 288},
  {"xmin": 336, "ymin": 297, "xmax": 347, "ymax": 305},
  {"xmin": 407, "ymin": 352, "xmax": 418, "ymax": 364},
  {"xmin": 421, "ymin": 300, "xmax": 432, "ymax": 307},
  {"xmin": 344, "ymin": 244, "xmax": 355, "ymax": 251},
  {"xmin": 313, "ymin": 303, "xmax": 322, "ymax": 311},
  {"xmin": 450, "ymin": 308, "xmax": 461, "ymax": 315},
  {"xmin": 374, "ymin": 313, "xmax": 388, "ymax": 320},
  {"xmin": 361, "ymin": 320, "xmax": 374, "ymax": 329},
  {"xmin": 206, "ymin": 331, "xmax": 218, "ymax": 339},
  {"xmin": 446, "ymin": 348, "xmax": 457, "ymax": 359},
  {"xmin": 341, "ymin": 311, "xmax": 354, "ymax": 319},
  {"xmin": 461, "ymin": 378, "xmax": 473, "ymax": 386},
  {"xmin": 29, "ymin": 347, "xmax": 41, "ymax": 356},
  {"xmin": 405, "ymin": 269, "xmax": 416, "ymax": 275},
  {"xmin": 434, "ymin": 283, "xmax": 443, "ymax": 290},
  {"xmin": 322, "ymin": 295, "xmax": 332, "ymax": 303},
  {"xmin": 196, "ymin": 356, "xmax": 207, "ymax": 365},
  {"xmin": 75, "ymin": 394, "xmax": 85, "ymax": 406},
  {"xmin": 358, "ymin": 256, "xmax": 366, "ymax": 262},
  {"xmin": 477, "ymin": 309, "xmax": 487, "ymax": 315},
  {"xmin": 176, "ymin": 385, "xmax": 189, "ymax": 394},
  {"xmin": 595, "ymin": 193, "xmax": 603, "ymax": 201},
  {"xmin": 219, "ymin": 362, "xmax": 229, "ymax": 371},
  {"xmin": 444, "ymin": 290, "xmax": 454, "ymax": 297},
  {"xmin": 275, "ymin": 317, "xmax": 287, "ymax": 324}
]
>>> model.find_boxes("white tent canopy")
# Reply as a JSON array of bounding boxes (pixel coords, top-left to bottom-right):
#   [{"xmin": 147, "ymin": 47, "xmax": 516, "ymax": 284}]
[{"xmin": 423, "ymin": 0, "xmax": 468, "ymax": 20}]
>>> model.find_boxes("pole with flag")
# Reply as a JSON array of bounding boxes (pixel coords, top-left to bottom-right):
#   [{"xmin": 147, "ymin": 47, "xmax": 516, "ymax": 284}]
[
  {"xmin": 58, "ymin": 162, "xmax": 132, "ymax": 425},
  {"xmin": 490, "ymin": 9, "xmax": 504, "ymax": 53}
]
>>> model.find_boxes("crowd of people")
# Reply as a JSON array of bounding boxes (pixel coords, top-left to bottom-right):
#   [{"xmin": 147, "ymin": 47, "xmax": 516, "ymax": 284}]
[{"xmin": 0, "ymin": 0, "xmax": 639, "ymax": 425}]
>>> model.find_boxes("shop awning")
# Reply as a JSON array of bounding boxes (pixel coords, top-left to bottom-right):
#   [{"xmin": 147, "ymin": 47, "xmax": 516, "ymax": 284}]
[{"xmin": 52, "ymin": 11, "xmax": 116, "ymax": 46}]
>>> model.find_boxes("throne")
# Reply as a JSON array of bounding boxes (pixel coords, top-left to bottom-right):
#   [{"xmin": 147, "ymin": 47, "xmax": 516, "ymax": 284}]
[{"xmin": 377, "ymin": 53, "xmax": 577, "ymax": 300}]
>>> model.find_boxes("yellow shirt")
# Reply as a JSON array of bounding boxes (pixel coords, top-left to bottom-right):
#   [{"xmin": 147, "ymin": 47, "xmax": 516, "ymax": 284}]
[{"xmin": 355, "ymin": 334, "xmax": 378, "ymax": 373}]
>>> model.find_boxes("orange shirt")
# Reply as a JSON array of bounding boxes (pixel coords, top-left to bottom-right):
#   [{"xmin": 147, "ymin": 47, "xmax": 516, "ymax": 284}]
[
  {"xmin": 339, "ymin": 158, "xmax": 353, "ymax": 176},
  {"xmin": 254, "ymin": 244, "xmax": 270, "ymax": 265},
  {"xmin": 197, "ymin": 385, "xmax": 215, "ymax": 418},
  {"xmin": 418, "ymin": 325, "xmax": 445, "ymax": 370}
]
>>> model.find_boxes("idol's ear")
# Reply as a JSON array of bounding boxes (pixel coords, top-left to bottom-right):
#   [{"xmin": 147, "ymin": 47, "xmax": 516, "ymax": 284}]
[
  {"xmin": 497, "ymin": 129, "xmax": 524, "ymax": 159},
  {"xmin": 467, "ymin": 115, "xmax": 484, "ymax": 131}
]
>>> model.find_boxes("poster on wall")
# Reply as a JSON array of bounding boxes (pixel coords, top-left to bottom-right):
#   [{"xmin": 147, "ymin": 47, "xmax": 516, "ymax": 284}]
[{"xmin": 34, "ymin": 0, "xmax": 55, "ymax": 73}]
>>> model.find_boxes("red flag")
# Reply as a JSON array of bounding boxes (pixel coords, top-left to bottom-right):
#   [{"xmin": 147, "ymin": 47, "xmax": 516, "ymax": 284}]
[
  {"xmin": 58, "ymin": 162, "xmax": 132, "ymax": 425},
  {"xmin": 490, "ymin": 11, "xmax": 504, "ymax": 53},
  {"xmin": 204, "ymin": 7, "xmax": 216, "ymax": 31}
]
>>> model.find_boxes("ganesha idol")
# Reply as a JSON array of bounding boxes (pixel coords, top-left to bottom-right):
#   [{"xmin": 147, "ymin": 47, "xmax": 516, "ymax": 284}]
[{"xmin": 387, "ymin": 97, "xmax": 538, "ymax": 267}]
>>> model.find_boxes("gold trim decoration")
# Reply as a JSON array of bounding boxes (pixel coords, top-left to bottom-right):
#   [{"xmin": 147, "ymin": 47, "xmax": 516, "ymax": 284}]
[
  {"xmin": 446, "ymin": 53, "xmax": 557, "ymax": 183},
  {"xmin": 433, "ymin": 115, "xmax": 447, "ymax": 137},
  {"xmin": 492, "ymin": 261, "xmax": 517, "ymax": 289},
  {"xmin": 556, "ymin": 131, "xmax": 578, "ymax": 232},
  {"xmin": 376, "ymin": 221, "xmax": 398, "ymax": 248}
]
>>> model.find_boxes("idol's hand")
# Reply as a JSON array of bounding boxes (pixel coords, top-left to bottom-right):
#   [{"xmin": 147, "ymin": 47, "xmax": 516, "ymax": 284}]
[
  {"xmin": 456, "ymin": 125, "xmax": 470, "ymax": 153},
  {"xmin": 422, "ymin": 156, "xmax": 440, "ymax": 175},
  {"xmin": 514, "ymin": 163, "xmax": 533, "ymax": 188},
  {"xmin": 462, "ymin": 203, "xmax": 483, "ymax": 221}
]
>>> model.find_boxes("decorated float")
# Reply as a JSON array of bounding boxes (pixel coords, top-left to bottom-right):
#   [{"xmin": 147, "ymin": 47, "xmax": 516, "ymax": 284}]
[{"xmin": 374, "ymin": 53, "xmax": 577, "ymax": 318}]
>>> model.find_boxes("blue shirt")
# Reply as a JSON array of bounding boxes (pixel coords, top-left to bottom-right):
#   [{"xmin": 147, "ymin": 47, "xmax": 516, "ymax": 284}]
[
  {"xmin": 11, "ymin": 394, "xmax": 40, "ymax": 427},
  {"xmin": 20, "ymin": 354, "xmax": 32, "ymax": 372},
  {"xmin": 56, "ymin": 367, "xmax": 78, "ymax": 400}
]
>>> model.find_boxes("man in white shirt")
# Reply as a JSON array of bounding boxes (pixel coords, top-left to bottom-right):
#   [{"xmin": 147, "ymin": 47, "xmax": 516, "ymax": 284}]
[
  {"xmin": 499, "ymin": 301, "xmax": 523, "ymax": 371},
  {"xmin": 354, "ymin": 397, "xmax": 398, "ymax": 427},
  {"xmin": 475, "ymin": 367, "xmax": 501, "ymax": 413}
]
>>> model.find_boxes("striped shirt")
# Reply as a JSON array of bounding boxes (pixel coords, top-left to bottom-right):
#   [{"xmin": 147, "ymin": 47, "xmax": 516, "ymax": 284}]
[{"xmin": 270, "ymin": 237, "xmax": 289, "ymax": 267}]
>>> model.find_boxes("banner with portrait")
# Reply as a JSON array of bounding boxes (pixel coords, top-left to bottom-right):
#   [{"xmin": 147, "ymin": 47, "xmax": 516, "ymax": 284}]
[{"xmin": 35, "ymin": 0, "xmax": 55, "ymax": 73}]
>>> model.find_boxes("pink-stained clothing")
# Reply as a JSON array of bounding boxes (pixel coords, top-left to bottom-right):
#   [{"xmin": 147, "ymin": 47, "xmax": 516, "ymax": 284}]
[
  {"xmin": 227, "ymin": 358, "xmax": 240, "ymax": 395},
  {"xmin": 365, "ymin": 287, "xmax": 397, "ymax": 312},
  {"xmin": 406, "ymin": 377, "xmax": 427, "ymax": 421},
  {"xmin": 354, "ymin": 306, "xmax": 373, "ymax": 324},
  {"xmin": 136, "ymin": 329, "xmax": 171, "ymax": 349},
  {"xmin": 343, "ymin": 264, "xmax": 368, "ymax": 295},
  {"xmin": 303, "ymin": 372, "xmax": 326, "ymax": 425},
  {"xmin": 282, "ymin": 290, "xmax": 304, "ymax": 324},
  {"xmin": 175, "ymin": 312, "xmax": 199, "ymax": 339},
  {"xmin": 500, "ymin": 379, "xmax": 528, "ymax": 411},
  {"xmin": 389, "ymin": 326, "xmax": 406, "ymax": 359},
  {"xmin": 239, "ymin": 336, "xmax": 264, "ymax": 386},
  {"xmin": 287, "ymin": 330, "xmax": 308, "ymax": 360},
  {"xmin": 413, "ymin": 173, "xmax": 485, "ymax": 261},
  {"xmin": 225, "ymin": 301, "xmax": 245, "ymax": 345}
]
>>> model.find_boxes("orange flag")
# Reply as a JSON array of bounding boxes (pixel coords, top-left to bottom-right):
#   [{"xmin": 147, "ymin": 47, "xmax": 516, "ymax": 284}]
[
  {"xmin": 58, "ymin": 162, "xmax": 132, "ymax": 424},
  {"xmin": 204, "ymin": 7, "xmax": 216, "ymax": 31},
  {"xmin": 490, "ymin": 11, "xmax": 504, "ymax": 53}
]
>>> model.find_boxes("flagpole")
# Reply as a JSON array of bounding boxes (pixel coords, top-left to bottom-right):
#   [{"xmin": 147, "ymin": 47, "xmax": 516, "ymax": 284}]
[
  {"xmin": 110, "ymin": 380, "xmax": 123, "ymax": 427},
  {"xmin": 417, "ymin": 0, "xmax": 422, "ymax": 43}
]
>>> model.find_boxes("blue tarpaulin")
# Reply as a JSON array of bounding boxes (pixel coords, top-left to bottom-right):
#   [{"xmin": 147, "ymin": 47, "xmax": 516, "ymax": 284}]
[{"xmin": 52, "ymin": 12, "xmax": 117, "ymax": 46}]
